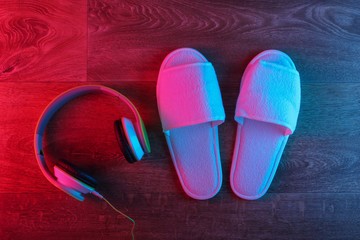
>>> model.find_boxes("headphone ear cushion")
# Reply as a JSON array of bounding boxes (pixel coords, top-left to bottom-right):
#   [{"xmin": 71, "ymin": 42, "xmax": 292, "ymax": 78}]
[
  {"xmin": 121, "ymin": 117, "xmax": 144, "ymax": 160},
  {"xmin": 114, "ymin": 120, "xmax": 138, "ymax": 163},
  {"xmin": 55, "ymin": 159, "xmax": 98, "ymax": 189}
]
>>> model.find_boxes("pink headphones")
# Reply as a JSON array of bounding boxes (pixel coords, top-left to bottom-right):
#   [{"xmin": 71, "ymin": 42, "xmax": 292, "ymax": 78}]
[{"xmin": 34, "ymin": 85, "xmax": 151, "ymax": 201}]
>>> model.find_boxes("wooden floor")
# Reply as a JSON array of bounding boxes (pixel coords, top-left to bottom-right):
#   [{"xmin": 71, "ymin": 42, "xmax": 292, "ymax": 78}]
[{"xmin": 1, "ymin": 0, "xmax": 360, "ymax": 239}]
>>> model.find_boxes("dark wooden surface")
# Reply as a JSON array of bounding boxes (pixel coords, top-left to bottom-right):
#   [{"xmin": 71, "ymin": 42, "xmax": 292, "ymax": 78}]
[{"xmin": 1, "ymin": 0, "xmax": 360, "ymax": 239}]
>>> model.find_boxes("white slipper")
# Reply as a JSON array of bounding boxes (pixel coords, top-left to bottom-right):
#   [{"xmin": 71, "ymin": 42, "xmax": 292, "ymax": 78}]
[
  {"xmin": 231, "ymin": 50, "xmax": 301, "ymax": 200},
  {"xmin": 157, "ymin": 48, "xmax": 225, "ymax": 200}
]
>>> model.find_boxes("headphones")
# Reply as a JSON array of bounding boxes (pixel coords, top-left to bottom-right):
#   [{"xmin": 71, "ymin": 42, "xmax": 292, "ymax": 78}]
[{"xmin": 34, "ymin": 85, "xmax": 151, "ymax": 201}]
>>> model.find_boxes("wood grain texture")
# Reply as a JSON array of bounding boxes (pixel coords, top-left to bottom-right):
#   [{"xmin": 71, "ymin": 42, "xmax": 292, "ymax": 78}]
[
  {"xmin": 2, "ymin": 193, "xmax": 360, "ymax": 240},
  {"xmin": 1, "ymin": 0, "xmax": 360, "ymax": 239},
  {"xmin": 88, "ymin": 0, "xmax": 360, "ymax": 83},
  {"xmin": 0, "ymin": 0, "xmax": 87, "ymax": 82}
]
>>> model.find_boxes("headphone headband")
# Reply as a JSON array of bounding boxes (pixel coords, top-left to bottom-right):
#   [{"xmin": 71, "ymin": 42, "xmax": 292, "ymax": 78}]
[{"xmin": 34, "ymin": 85, "xmax": 150, "ymax": 199}]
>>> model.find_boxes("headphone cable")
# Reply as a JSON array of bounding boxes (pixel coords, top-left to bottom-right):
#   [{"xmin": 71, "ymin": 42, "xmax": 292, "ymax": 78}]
[{"xmin": 102, "ymin": 197, "xmax": 135, "ymax": 240}]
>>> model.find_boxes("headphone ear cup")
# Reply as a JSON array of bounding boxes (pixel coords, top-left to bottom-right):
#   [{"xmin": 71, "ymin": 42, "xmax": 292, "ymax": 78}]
[
  {"xmin": 121, "ymin": 117, "xmax": 145, "ymax": 160},
  {"xmin": 55, "ymin": 159, "xmax": 98, "ymax": 189},
  {"xmin": 114, "ymin": 120, "xmax": 138, "ymax": 163}
]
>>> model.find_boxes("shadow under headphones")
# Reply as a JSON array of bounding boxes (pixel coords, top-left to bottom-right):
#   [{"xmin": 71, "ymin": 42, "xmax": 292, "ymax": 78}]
[{"xmin": 34, "ymin": 85, "xmax": 151, "ymax": 201}]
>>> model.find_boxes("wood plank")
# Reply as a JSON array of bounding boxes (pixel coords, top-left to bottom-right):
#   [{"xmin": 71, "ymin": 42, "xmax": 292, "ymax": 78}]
[
  {"xmin": 0, "ymin": 0, "xmax": 87, "ymax": 82},
  {"xmin": 88, "ymin": 0, "xmax": 360, "ymax": 83},
  {"xmin": 1, "ymin": 193, "xmax": 359, "ymax": 239},
  {"xmin": 1, "ymin": 82, "xmax": 359, "ymax": 195}
]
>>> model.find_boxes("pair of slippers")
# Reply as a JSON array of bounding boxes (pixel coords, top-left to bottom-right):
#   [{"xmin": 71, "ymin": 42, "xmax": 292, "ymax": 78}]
[{"xmin": 157, "ymin": 48, "xmax": 300, "ymax": 200}]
